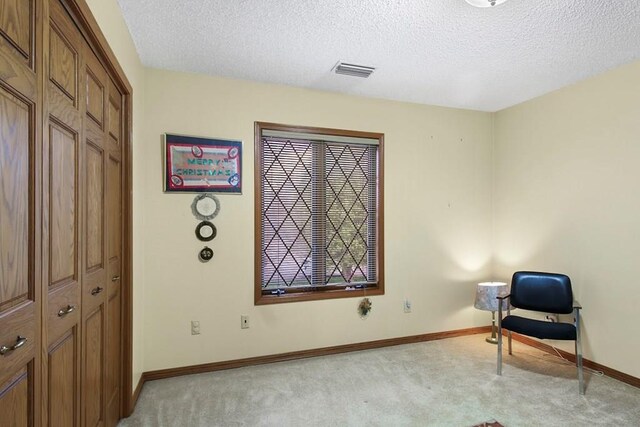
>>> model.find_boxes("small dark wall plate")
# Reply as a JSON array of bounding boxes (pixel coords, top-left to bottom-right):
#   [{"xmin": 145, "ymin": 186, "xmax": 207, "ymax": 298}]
[
  {"xmin": 199, "ymin": 246, "xmax": 214, "ymax": 262},
  {"xmin": 195, "ymin": 221, "xmax": 217, "ymax": 241}
]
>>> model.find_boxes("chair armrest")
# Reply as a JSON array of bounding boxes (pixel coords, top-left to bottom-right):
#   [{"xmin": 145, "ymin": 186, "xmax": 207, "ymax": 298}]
[
  {"xmin": 497, "ymin": 294, "xmax": 511, "ymax": 316},
  {"xmin": 573, "ymin": 300, "xmax": 582, "ymax": 309}
]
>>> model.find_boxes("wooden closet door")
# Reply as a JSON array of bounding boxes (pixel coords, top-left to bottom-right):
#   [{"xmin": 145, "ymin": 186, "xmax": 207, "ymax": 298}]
[
  {"xmin": 0, "ymin": 0, "xmax": 41, "ymax": 425},
  {"xmin": 82, "ymin": 43, "xmax": 109, "ymax": 427},
  {"xmin": 105, "ymin": 77, "xmax": 123, "ymax": 426},
  {"xmin": 3, "ymin": 1, "xmax": 130, "ymax": 425},
  {"xmin": 43, "ymin": 0, "xmax": 83, "ymax": 425}
]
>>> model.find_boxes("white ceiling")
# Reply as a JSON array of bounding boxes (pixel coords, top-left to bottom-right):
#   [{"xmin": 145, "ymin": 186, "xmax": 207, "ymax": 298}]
[{"xmin": 117, "ymin": 0, "xmax": 640, "ymax": 112}]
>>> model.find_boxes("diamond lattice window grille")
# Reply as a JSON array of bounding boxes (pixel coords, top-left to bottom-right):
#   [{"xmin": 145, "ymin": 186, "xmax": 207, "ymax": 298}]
[
  {"xmin": 258, "ymin": 128, "xmax": 380, "ymax": 296},
  {"xmin": 325, "ymin": 144, "xmax": 372, "ymax": 284},
  {"xmin": 262, "ymin": 139, "xmax": 313, "ymax": 288}
]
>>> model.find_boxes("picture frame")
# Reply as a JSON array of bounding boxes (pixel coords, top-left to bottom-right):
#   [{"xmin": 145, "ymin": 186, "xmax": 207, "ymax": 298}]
[{"xmin": 163, "ymin": 133, "xmax": 242, "ymax": 193}]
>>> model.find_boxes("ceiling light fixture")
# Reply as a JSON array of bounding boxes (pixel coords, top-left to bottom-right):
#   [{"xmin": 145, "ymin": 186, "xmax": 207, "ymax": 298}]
[{"xmin": 465, "ymin": 0, "xmax": 508, "ymax": 7}]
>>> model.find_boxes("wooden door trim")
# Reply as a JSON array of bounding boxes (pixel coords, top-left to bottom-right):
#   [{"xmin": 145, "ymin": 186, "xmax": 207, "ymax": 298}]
[{"xmin": 57, "ymin": 0, "xmax": 134, "ymax": 417}]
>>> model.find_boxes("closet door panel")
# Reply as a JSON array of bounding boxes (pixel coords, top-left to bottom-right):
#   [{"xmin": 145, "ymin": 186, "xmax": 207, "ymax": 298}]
[
  {"xmin": 0, "ymin": 305, "xmax": 35, "ymax": 397},
  {"xmin": 0, "ymin": 0, "xmax": 31, "ymax": 53},
  {"xmin": 82, "ymin": 47, "xmax": 106, "ymax": 309},
  {"xmin": 86, "ymin": 68, "xmax": 103, "ymax": 127},
  {"xmin": 81, "ymin": 45, "xmax": 108, "ymax": 427},
  {"xmin": 106, "ymin": 79, "xmax": 122, "ymax": 302},
  {"xmin": 0, "ymin": 366, "xmax": 33, "ymax": 427},
  {"xmin": 79, "ymin": 47, "xmax": 107, "ymax": 427},
  {"xmin": 105, "ymin": 287, "xmax": 120, "ymax": 426},
  {"xmin": 0, "ymin": 0, "xmax": 34, "ymax": 68},
  {"xmin": 105, "ymin": 79, "xmax": 123, "ymax": 426},
  {"xmin": 107, "ymin": 89, "xmax": 120, "ymax": 148},
  {"xmin": 84, "ymin": 305, "xmax": 105, "ymax": 427},
  {"xmin": 46, "ymin": 283, "xmax": 79, "ymax": 346},
  {"xmin": 47, "ymin": 329, "xmax": 78, "ymax": 427},
  {"xmin": 107, "ymin": 153, "xmax": 121, "ymax": 279},
  {"xmin": 43, "ymin": 1, "xmax": 84, "ymax": 426},
  {"xmin": 49, "ymin": 26, "xmax": 76, "ymax": 102},
  {"xmin": 44, "ymin": 72, "xmax": 81, "ymax": 347},
  {"xmin": 86, "ymin": 139, "xmax": 104, "ymax": 272},
  {"xmin": 48, "ymin": 122, "xmax": 78, "ymax": 285},
  {"xmin": 0, "ymin": 86, "xmax": 31, "ymax": 311},
  {"xmin": 0, "ymin": 41, "xmax": 38, "ymax": 427}
]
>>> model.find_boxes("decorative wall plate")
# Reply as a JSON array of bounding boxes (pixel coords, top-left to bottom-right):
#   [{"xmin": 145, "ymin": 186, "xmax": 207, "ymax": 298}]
[
  {"xmin": 199, "ymin": 246, "xmax": 214, "ymax": 262},
  {"xmin": 195, "ymin": 221, "xmax": 217, "ymax": 241},
  {"xmin": 191, "ymin": 194, "xmax": 220, "ymax": 221}
]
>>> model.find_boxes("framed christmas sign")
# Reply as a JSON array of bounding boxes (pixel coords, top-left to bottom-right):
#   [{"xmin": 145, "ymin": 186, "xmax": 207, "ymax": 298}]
[{"xmin": 163, "ymin": 133, "xmax": 242, "ymax": 193}]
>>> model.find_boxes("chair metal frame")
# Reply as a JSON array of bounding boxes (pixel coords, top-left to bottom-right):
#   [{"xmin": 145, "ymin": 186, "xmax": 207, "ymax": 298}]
[{"xmin": 497, "ymin": 293, "xmax": 584, "ymax": 395}]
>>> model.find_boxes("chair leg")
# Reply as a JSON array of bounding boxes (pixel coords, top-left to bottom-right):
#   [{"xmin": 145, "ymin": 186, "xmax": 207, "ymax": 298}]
[
  {"xmin": 577, "ymin": 345, "xmax": 584, "ymax": 395},
  {"xmin": 575, "ymin": 308, "xmax": 585, "ymax": 395},
  {"xmin": 497, "ymin": 299, "xmax": 505, "ymax": 375},
  {"xmin": 497, "ymin": 323, "xmax": 503, "ymax": 375},
  {"xmin": 508, "ymin": 331, "xmax": 512, "ymax": 355}
]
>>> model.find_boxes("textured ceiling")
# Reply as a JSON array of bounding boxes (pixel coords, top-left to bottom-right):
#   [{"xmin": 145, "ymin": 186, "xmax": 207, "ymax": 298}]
[{"xmin": 117, "ymin": 0, "xmax": 640, "ymax": 112}]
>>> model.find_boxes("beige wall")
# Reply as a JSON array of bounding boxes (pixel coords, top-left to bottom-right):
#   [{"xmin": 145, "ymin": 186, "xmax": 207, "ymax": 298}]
[
  {"xmin": 85, "ymin": 0, "xmax": 146, "ymax": 391},
  {"xmin": 493, "ymin": 60, "xmax": 640, "ymax": 377},
  {"xmin": 141, "ymin": 69, "xmax": 494, "ymax": 371},
  {"xmin": 85, "ymin": 0, "xmax": 640, "ymax": 389}
]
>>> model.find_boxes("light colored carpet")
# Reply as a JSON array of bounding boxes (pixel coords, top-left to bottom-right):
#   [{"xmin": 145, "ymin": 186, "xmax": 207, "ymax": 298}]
[{"xmin": 119, "ymin": 335, "xmax": 640, "ymax": 426}]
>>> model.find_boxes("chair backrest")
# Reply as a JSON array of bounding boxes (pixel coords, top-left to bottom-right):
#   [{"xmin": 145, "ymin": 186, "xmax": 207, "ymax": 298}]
[{"xmin": 510, "ymin": 271, "xmax": 574, "ymax": 314}]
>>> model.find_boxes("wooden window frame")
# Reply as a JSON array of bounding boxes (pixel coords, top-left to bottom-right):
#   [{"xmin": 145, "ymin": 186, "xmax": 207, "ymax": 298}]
[{"xmin": 254, "ymin": 122, "xmax": 384, "ymax": 305}]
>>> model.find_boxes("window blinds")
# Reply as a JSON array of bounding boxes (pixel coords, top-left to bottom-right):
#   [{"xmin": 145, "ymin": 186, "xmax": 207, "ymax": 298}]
[{"xmin": 260, "ymin": 135, "xmax": 378, "ymax": 292}]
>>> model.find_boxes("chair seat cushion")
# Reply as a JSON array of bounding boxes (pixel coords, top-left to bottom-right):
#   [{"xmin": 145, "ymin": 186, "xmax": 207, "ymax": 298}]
[{"xmin": 501, "ymin": 315, "xmax": 576, "ymax": 340}]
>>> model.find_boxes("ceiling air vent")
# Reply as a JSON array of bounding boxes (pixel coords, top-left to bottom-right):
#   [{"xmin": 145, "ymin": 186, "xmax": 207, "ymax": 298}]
[{"xmin": 333, "ymin": 62, "xmax": 375, "ymax": 78}]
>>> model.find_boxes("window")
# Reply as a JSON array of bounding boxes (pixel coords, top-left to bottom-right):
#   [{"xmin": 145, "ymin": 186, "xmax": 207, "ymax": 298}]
[{"xmin": 254, "ymin": 122, "xmax": 384, "ymax": 304}]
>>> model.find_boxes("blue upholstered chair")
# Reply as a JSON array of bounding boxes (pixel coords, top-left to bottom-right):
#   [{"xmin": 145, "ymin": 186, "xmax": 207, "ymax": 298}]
[{"xmin": 497, "ymin": 271, "xmax": 584, "ymax": 394}]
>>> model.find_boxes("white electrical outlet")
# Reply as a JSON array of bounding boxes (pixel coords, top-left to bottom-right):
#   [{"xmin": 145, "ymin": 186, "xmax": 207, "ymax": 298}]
[
  {"xmin": 403, "ymin": 299, "xmax": 412, "ymax": 313},
  {"xmin": 241, "ymin": 315, "xmax": 249, "ymax": 329},
  {"xmin": 191, "ymin": 320, "xmax": 200, "ymax": 335}
]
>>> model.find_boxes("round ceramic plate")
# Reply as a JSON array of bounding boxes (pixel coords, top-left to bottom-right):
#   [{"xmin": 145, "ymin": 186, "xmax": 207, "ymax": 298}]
[
  {"xmin": 195, "ymin": 221, "xmax": 217, "ymax": 241},
  {"xmin": 191, "ymin": 194, "xmax": 220, "ymax": 220}
]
